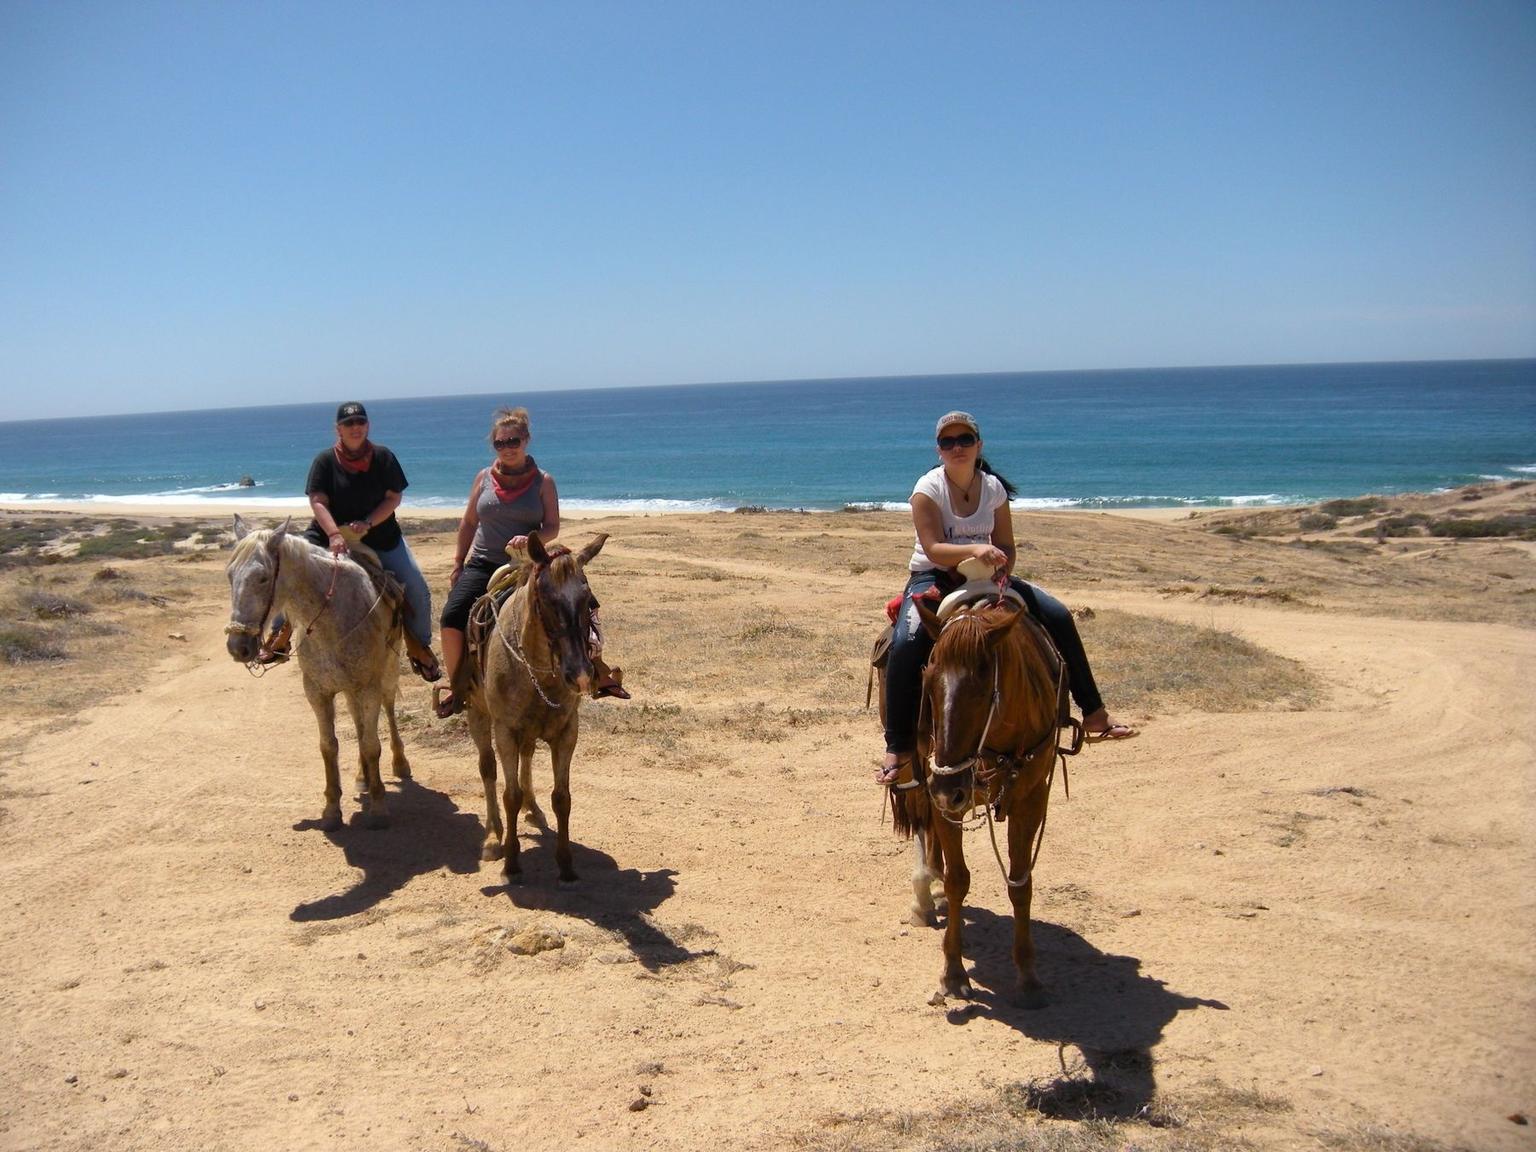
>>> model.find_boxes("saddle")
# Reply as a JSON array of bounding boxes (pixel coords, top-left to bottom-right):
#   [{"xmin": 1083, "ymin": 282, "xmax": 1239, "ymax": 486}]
[
  {"xmin": 335, "ymin": 526, "xmax": 446, "ymax": 674},
  {"xmin": 867, "ymin": 558, "xmax": 1075, "ymax": 736}
]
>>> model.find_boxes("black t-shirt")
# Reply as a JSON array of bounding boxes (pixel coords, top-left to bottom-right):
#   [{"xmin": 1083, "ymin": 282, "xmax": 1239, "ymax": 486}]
[{"xmin": 304, "ymin": 444, "xmax": 408, "ymax": 550}]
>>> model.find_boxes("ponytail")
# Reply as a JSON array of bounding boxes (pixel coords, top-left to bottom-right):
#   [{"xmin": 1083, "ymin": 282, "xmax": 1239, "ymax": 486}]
[{"xmin": 977, "ymin": 457, "xmax": 1018, "ymax": 498}]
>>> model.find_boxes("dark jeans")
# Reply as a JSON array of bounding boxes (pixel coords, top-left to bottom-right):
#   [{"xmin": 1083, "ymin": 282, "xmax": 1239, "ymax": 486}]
[{"xmin": 882, "ymin": 570, "xmax": 1104, "ymax": 756}]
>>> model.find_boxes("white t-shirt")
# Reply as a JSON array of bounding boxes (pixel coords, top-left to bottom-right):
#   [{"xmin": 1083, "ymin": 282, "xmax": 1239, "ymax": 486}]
[{"xmin": 907, "ymin": 466, "xmax": 1010, "ymax": 572}]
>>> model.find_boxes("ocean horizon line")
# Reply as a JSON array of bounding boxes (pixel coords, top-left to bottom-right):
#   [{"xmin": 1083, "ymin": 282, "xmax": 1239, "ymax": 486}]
[{"xmin": 3, "ymin": 355, "xmax": 1532, "ymax": 427}]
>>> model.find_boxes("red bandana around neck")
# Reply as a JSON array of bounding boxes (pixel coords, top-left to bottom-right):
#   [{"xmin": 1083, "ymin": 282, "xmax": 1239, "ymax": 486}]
[
  {"xmin": 489, "ymin": 456, "xmax": 540, "ymax": 503},
  {"xmin": 334, "ymin": 439, "xmax": 375, "ymax": 474}
]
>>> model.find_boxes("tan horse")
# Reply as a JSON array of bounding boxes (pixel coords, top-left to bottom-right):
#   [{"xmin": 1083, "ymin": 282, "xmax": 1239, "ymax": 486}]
[
  {"xmin": 224, "ymin": 516, "xmax": 409, "ymax": 830},
  {"xmin": 890, "ymin": 596, "xmax": 1068, "ymax": 1007},
  {"xmin": 464, "ymin": 532, "xmax": 608, "ymax": 882}
]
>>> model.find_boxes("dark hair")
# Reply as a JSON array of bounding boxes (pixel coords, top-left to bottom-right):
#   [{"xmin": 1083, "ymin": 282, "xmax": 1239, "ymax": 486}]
[{"xmin": 977, "ymin": 456, "xmax": 1018, "ymax": 498}]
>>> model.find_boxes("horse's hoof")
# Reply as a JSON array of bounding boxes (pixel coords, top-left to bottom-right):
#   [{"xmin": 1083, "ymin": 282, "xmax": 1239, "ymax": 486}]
[
  {"xmin": 1015, "ymin": 980, "xmax": 1048, "ymax": 1010},
  {"xmin": 320, "ymin": 810, "xmax": 343, "ymax": 832},
  {"xmin": 502, "ymin": 859, "xmax": 522, "ymax": 880},
  {"xmin": 481, "ymin": 841, "xmax": 503, "ymax": 862},
  {"xmin": 909, "ymin": 908, "xmax": 936, "ymax": 928},
  {"xmin": 392, "ymin": 762, "xmax": 412, "ymax": 781},
  {"xmin": 941, "ymin": 978, "xmax": 973, "ymax": 1000},
  {"xmin": 557, "ymin": 873, "xmax": 580, "ymax": 887}
]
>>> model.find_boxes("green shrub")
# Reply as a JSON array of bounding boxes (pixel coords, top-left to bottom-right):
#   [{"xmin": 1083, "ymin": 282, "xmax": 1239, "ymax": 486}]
[
  {"xmin": 1319, "ymin": 497, "xmax": 1385, "ymax": 517},
  {"xmin": 0, "ymin": 625, "xmax": 66, "ymax": 664},
  {"xmin": 1298, "ymin": 512, "xmax": 1337, "ymax": 531},
  {"xmin": 1428, "ymin": 513, "xmax": 1536, "ymax": 539}
]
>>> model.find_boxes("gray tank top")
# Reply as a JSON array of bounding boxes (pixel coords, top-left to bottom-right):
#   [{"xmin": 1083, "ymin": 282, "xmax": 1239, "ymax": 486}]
[{"xmin": 468, "ymin": 468, "xmax": 546, "ymax": 564}]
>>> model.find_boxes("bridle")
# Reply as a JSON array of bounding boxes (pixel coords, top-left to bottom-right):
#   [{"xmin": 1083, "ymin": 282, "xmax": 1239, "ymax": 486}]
[
  {"xmin": 491, "ymin": 548, "xmax": 584, "ymax": 709},
  {"xmin": 920, "ymin": 601, "xmax": 1080, "ymax": 887},
  {"xmin": 225, "ymin": 538, "xmax": 365, "ymax": 671}
]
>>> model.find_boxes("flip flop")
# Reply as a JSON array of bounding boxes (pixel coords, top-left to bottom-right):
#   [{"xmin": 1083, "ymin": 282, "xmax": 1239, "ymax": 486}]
[
  {"xmin": 1084, "ymin": 723, "xmax": 1138, "ymax": 742},
  {"xmin": 433, "ymin": 688, "xmax": 461, "ymax": 719},
  {"xmin": 409, "ymin": 655, "xmax": 443, "ymax": 683},
  {"xmin": 875, "ymin": 755, "xmax": 912, "ymax": 786},
  {"xmin": 255, "ymin": 647, "xmax": 290, "ymax": 666}
]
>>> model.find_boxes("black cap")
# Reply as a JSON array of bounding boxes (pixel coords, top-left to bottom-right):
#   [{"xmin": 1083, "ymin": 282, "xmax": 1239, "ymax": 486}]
[{"xmin": 336, "ymin": 401, "xmax": 368, "ymax": 423}]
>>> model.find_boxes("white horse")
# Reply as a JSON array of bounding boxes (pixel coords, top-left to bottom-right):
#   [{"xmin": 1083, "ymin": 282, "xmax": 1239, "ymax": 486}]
[{"xmin": 224, "ymin": 515, "xmax": 409, "ymax": 829}]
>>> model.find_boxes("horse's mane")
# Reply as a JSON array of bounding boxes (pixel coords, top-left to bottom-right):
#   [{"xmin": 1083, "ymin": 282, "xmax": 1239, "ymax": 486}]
[{"xmin": 931, "ymin": 603, "xmax": 1020, "ymax": 669}]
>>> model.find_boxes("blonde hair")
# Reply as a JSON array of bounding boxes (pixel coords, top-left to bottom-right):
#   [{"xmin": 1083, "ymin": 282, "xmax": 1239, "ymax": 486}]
[{"xmin": 489, "ymin": 406, "xmax": 530, "ymax": 443}]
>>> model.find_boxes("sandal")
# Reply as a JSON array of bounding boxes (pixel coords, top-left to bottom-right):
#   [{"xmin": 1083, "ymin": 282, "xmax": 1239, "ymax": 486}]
[
  {"xmin": 409, "ymin": 655, "xmax": 443, "ymax": 683},
  {"xmin": 591, "ymin": 666, "xmax": 630, "ymax": 700},
  {"xmin": 875, "ymin": 755, "xmax": 912, "ymax": 787},
  {"xmin": 1084, "ymin": 722, "xmax": 1138, "ymax": 742},
  {"xmin": 433, "ymin": 686, "xmax": 461, "ymax": 719},
  {"xmin": 255, "ymin": 646, "xmax": 290, "ymax": 666}
]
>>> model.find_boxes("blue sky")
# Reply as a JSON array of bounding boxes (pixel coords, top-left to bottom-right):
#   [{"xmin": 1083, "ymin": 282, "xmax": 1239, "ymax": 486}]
[{"xmin": 2, "ymin": 0, "xmax": 1533, "ymax": 420}]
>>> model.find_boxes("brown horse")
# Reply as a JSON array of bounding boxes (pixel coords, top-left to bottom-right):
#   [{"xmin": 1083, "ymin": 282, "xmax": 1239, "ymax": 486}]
[
  {"xmin": 890, "ymin": 595, "xmax": 1068, "ymax": 1007},
  {"xmin": 463, "ymin": 532, "xmax": 608, "ymax": 882}
]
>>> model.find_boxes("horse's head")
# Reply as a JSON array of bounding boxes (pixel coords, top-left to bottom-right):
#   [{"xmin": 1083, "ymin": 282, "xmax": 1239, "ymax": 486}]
[
  {"xmin": 224, "ymin": 514, "xmax": 290, "ymax": 662},
  {"xmin": 526, "ymin": 531, "xmax": 608, "ymax": 693},
  {"xmin": 917, "ymin": 599, "xmax": 1021, "ymax": 816}
]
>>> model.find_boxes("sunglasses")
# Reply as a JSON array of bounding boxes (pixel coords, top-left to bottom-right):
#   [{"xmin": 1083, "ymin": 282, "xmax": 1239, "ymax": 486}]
[
  {"xmin": 338, "ymin": 417, "xmax": 368, "ymax": 428},
  {"xmin": 937, "ymin": 433, "xmax": 978, "ymax": 450},
  {"xmin": 493, "ymin": 436, "xmax": 525, "ymax": 450}
]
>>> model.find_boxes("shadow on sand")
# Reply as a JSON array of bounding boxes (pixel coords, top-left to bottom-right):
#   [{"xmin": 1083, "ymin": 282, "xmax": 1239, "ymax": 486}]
[
  {"xmin": 940, "ymin": 906, "xmax": 1228, "ymax": 1120},
  {"xmin": 289, "ymin": 777, "xmax": 483, "ymax": 922},
  {"xmin": 478, "ymin": 822, "xmax": 692, "ymax": 972}
]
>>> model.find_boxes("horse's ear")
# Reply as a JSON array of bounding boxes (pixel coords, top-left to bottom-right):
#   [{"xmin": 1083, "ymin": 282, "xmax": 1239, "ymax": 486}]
[
  {"xmin": 576, "ymin": 533, "xmax": 608, "ymax": 567},
  {"xmin": 269, "ymin": 516, "xmax": 291, "ymax": 550},
  {"xmin": 913, "ymin": 596, "xmax": 943, "ymax": 640},
  {"xmin": 526, "ymin": 531, "xmax": 551, "ymax": 565},
  {"xmin": 232, "ymin": 514, "xmax": 249, "ymax": 541},
  {"xmin": 983, "ymin": 610, "xmax": 1018, "ymax": 649}
]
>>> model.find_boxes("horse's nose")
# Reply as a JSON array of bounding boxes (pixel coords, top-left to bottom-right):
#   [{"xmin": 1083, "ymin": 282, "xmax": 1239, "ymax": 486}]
[
  {"xmin": 227, "ymin": 633, "xmax": 255, "ymax": 662},
  {"xmin": 948, "ymin": 786, "xmax": 968, "ymax": 811}
]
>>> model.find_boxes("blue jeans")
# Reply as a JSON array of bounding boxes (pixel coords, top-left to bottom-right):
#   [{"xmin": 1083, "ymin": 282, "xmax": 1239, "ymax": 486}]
[
  {"xmin": 374, "ymin": 540, "xmax": 433, "ymax": 650},
  {"xmin": 882, "ymin": 571, "xmax": 1104, "ymax": 756}
]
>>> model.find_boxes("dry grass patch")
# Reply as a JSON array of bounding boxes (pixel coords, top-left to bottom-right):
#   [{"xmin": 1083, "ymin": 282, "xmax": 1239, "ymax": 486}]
[{"xmin": 1079, "ymin": 609, "xmax": 1319, "ymax": 715}]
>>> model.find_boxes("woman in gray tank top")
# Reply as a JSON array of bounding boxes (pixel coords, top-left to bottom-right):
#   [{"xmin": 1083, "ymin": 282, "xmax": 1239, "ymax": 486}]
[{"xmin": 435, "ymin": 407, "xmax": 627, "ymax": 717}]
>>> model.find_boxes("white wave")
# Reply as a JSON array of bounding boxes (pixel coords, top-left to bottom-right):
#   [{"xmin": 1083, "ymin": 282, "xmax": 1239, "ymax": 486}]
[
  {"xmin": 562, "ymin": 497, "xmax": 740, "ymax": 514},
  {"xmin": 1509, "ymin": 464, "xmax": 1536, "ymax": 475},
  {"xmin": 83, "ymin": 492, "xmax": 310, "ymax": 508},
  {"xmin": 1215, "ymin": 493, "xmax": 1300, "ymax": 507}
]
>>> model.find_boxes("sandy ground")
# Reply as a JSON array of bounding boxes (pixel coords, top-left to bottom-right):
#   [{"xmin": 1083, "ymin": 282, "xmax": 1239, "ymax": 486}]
[{"xmin": 0, "ymin": 491, "xmax": 1532, "ymax": 1151}]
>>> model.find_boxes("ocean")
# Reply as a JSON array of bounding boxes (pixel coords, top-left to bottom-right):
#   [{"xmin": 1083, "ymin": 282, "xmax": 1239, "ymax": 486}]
[{"xmin": 1, "ymin": 360, "xmax": 1532, "ymax": 513}]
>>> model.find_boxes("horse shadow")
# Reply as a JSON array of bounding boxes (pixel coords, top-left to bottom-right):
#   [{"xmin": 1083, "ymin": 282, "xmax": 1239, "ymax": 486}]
[
  {"xmin": 289, "ymin": 777, "xmax": 484, "ymax": 922},
  {"xmin": 947, "ymin": 906, "xmax": 1228, "ymax": 1120},
  {"xmin": 478, "ymin": 824, "xmax": 693, "ymax": 972}
]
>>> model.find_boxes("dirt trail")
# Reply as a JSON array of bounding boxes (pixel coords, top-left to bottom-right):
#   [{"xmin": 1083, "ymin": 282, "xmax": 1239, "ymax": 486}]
[{"xmin": 1, "ymin": 528, "xmax": 1532, "ymax": 1151}]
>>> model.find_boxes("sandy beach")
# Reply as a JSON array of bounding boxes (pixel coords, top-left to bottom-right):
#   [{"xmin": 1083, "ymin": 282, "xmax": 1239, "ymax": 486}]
[{"xmin": 1, "ymin": 484, "xmax": 1532, "ymax": 1151}]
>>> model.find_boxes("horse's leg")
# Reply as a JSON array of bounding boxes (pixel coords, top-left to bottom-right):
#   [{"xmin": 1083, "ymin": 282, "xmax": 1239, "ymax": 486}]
[
  {"xmin": 933, "ymin": 816, "xmax": 971, "ymax": 998},
  {"xmin": 493, "ymin": 721, "xmax": 524, "ymax": 878},
  {"xmin": 518, "ymin": 745, "xmax": 546, "ymax": 827},
  {"xmin": 467, "ymin": 706, "xmax": 503, "ymax": 862},
  {"xmin": 548, "ymin": 730, "xmax": 577, "ymax": 884},
  {"xmin": 308, "ymin": 688, "xmax": 343, "ymax": 831},
  {"xmin": 348, "ymin": 692, "xmax": 388, "ymax": 829},
  {"xmin": 382, "ymin": 694, "xmax": 410, "ymax": 781},
  {"xmin": 1006, "ymin": 774, "xmax": 1052, "ymax": 1008},
  {"xmin": 908, "ymin": 794, "xmax": 943, "ymax": 927}
]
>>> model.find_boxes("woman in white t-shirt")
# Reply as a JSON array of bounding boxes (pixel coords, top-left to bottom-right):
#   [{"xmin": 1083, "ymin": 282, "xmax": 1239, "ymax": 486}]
[{"xmin": 878, "ymin": 411, "xmax": 1136, "ymax": 784}]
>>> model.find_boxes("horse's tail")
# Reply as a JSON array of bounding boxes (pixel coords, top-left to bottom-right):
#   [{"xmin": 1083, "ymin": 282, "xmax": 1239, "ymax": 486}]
[{"xmin": 888, "ymin": 783, "xmax": 931, "ymax": 840}]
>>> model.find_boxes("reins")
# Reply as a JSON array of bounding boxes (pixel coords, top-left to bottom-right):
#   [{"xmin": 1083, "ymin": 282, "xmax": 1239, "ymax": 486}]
[
  {"xmin": 479, "ymin": 553, "xmax": 572, "ymax": 710},
  {"xmin": 924, "ymin": 599, "xmax": 1077, "ymax": 890},
  {"xmin": 225, "ymin": 539, "xmax": 388, "ymax": 674}
]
